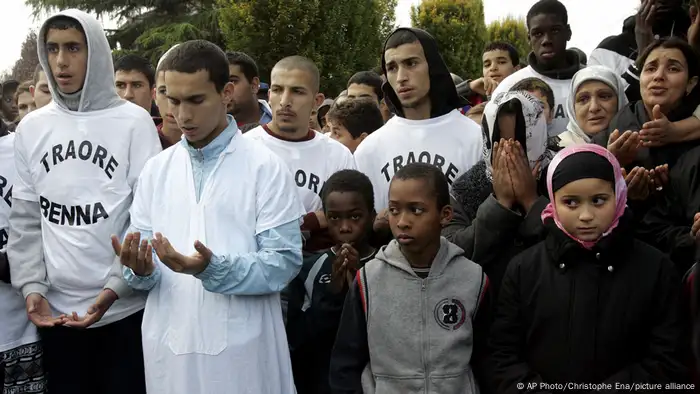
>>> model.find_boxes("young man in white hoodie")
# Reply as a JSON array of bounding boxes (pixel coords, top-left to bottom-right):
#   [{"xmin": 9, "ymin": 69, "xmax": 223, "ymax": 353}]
[
  {"xmin": 117, "ymin": 39, "xmax": 304, "ymax": 394},
  {"xmin": 8, "ymin": 10, "xmax": 161, "ymax": 394}
]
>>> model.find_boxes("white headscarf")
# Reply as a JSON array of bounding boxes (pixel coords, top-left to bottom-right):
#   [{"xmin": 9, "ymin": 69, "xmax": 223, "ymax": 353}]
[
  {"xmin": 482, "ymin": 91, "xmax": 552, "ymax": 181},
  {"xmin": 564, "ymin": 66, "xmax": 628, "ymax": 143}
]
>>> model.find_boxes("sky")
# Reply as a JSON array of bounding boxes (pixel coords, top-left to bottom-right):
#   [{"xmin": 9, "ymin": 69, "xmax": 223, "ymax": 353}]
[{"xmin": 0, "ymin": 0, "xmax": 640, "ymax": 74}]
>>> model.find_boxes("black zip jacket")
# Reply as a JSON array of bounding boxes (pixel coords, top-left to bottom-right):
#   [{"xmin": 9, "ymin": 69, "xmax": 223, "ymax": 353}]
[
  {"xmin": 287, "ymin": 250, "xmax": 375, "ymax": 394},
  {"xmin": 443, "ymin": 160, "xmax": 549, "ymax": 294},
  {"xmin": 489, "ymin": 214, "xmax": 687, "ymax": 393}
]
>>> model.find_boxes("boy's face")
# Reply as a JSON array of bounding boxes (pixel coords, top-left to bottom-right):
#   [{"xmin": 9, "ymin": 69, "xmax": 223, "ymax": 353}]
[
  {"xmin": 31, "ymin": 71, "xmax": 52, "ymax": 109},
  {"xmin": 17, "ymin": 91, "xmax": 36, "ymax": 121},
  {"xmin": 227, "ymin": 64, "xmax": 259, "ymax": 115},
  {"xmin": 46, "ymin": 27, "xmax": 88, "ymax": 94},
  {"xmin": 154, "ymin": 71, "xmax": 179, "ymax": 132},
  {"xmin": 384, "ymin": 41, "xmax": 431, "ymax": 110},
  {"xmin": 325, "ymin": 191, "xmax": 374, "ymax": 245},
  {"xmin": 347, "ymin": 83, "xmax": 379, "ymax": 104},
  {"xmin": 482, "ymin": 50, "xmax": 516, "ymax": 82},
  {"xmin": 388, "ymin": 178, "xmax": 452, "ymax": 254},
  {"xmin": 328, "ymin": 120, "xmax": 365, "ymax": 153},
  {"xmin": 1, "ymin": 88, "xmax": 18, "ymax": 121},
  {"xmin": 164, "ymin": 69, "xmax": 234, "ymax": 147},
  {"xmin": 115, "ymin": 69, "xmax": 154, "ymax": 112},
  {"xmin": 528, "ymin": 14, "xmax": 570, "ymax": 69},
  {"xmin": 528, "ymin": 89, "xmax": 553, "ymax": 124}
]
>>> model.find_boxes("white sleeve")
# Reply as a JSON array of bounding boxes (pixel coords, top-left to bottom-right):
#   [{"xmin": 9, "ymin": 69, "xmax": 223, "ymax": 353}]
[
  {"xmin": 128, "ymin": 116, "xmax": 162, "ymax": 190},
  {"xmin": 255, "ymin": 152, "xmax": 306, "ymax": 234},
  {"xmin": 12, "ymin": 129, "xmax": 38, "ymax": 202}
]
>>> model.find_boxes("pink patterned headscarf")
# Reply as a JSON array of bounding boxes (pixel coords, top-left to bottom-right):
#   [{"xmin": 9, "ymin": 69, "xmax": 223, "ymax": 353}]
[{"xmin": 541, "ymin": 144, "xmax": 628, "ymax": 249}]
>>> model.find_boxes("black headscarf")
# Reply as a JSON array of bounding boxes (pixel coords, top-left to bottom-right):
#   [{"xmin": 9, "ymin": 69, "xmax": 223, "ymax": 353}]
[{"xmin": 380, "ymin": 28, "xmax": 467, "ymax": 119}]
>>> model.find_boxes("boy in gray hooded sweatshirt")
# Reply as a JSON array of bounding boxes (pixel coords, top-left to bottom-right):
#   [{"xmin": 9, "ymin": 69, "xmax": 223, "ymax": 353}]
[
  {"xmin": 329, "ymin": 163, "xmax": 492, "ymax": 394},
  {"xmin": 7, "ymin": 9, "xmax": 160, "ymax": 394}
]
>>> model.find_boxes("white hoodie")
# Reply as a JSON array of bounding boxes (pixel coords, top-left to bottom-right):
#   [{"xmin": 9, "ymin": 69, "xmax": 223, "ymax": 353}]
[{"xmin": 8, "ymin": 9, "xmax": 161, "ymax": 327}]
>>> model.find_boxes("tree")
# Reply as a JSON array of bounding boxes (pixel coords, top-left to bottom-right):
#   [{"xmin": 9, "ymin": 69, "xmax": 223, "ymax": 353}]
[
  {"xmin": 487, "ymin": 16, "xmax": 530, "ymax": 64},
  {"xmin": 11, "ymin": 30, "xmax": 40, "ymax": 82},
  {"xmin": 218, "ymin": 0, "xmax": 396, "ymax": 97},
  {"xmin": 25, "ymin": 0, "xmax": 222, "ymax": 64},
  {"xmin": 410, "ymin": 0, "xmax": 487, "ymax": 80}
]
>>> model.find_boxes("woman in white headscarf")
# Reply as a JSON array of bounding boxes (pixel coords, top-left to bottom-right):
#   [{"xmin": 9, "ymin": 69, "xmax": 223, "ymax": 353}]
[
  {"xmin": 559, "ymin": 66, "xmax": 628, "ymax": 148},
  {"xmin": 444, "ymin": 91, "xmax": 553, "ymax": 293}
]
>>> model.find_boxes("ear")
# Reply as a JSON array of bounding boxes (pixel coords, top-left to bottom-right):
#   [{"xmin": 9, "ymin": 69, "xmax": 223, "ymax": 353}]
[
  {"xmin": 566, "ymin": 25, "xmax": 572, "ymax": 41},
  {"xmin": 252, "ymin": 76, "xmax": 260, "ymax": 95},
  {"xmin": 151, "ymin": 86, "xmax": 156, "ymax": 100},
  {"xmin": 357, "ymin": 132, "xmax": 368, "ymax": 143},
  {"xmin": 315, "ymin": 93, "xmax": 325, "ymax": 108},
  {"xmin": 687, "ymin": 76, "xmax": 699, "ymax": 95},
  {"xmin": 440, "ymin": 204, "xmax": 453, "ymax": 227},
  {"xmin": 222, "ymin": 81, "xmax": 235, "ymax": 105}
]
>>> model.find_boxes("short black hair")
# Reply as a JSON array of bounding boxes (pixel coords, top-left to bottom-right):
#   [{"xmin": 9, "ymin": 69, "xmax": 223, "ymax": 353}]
[
  {"xmin": 273, "ymin": 56, "xmax": 320, "ymax": 93},
  {"xmin": 347, "ymin": 71, "xmax": 383, "ymax": 101},
  {"xmin": 483, "ymin": 41, "xmax": 520, "ymax": 66},
  {"xmin": 226, "ymin": 52, "xmax": 259, "ymax": 83},
  {"xmin": 327, "ymin": 98, "xmax": 384, "ymax": 139},
  {"xmin": 526, "ymin": 0, "xmax": 568, "ymax": 29},
  {"xmin": 114, "ymin": 54, "xmax": 155, "ymax": 87},
  {"xmin": 33, "ymin": 64, "xmax": 45, "ymax": 85},
  {"xmin": 44, "ymin": 16, "xmax": 85, "ymax": 41},
  {"xmin": 392, "ymin": 163, "xmax": 450, "ymax": 209},
  {"xmin": 510, "ymin": 77, "xmax": 555, "ymax": 111},
  {"xmin": 159, "ymin": 40, "xmax": 230, "ymax": 93},
  {"xmin": 384, "ymin": 29, "xmax": 419, "ymax": 51},
  {"xmin": 321, "ymin": 170, "xmax": 375, "ymax": 214}
]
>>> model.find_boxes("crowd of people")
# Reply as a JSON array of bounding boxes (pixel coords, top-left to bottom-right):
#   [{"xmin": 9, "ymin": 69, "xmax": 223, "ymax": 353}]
[{"xmin": 1, "ymin": 0, "xmax": 700, "ymax": 393}]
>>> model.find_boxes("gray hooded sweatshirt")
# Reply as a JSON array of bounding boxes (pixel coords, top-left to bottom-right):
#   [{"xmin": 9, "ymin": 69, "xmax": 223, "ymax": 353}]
[
  {"xmin": 8, "ymin": 9, "xmax": 161, "ymax": 326},
  {"xmin": 330, "ymin": 237, "xmax": 490, "ymax": 394}
]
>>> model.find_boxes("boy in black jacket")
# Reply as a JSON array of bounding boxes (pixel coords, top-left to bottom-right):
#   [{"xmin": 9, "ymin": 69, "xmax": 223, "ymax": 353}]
[{"xmin": 286, "ymin": 169, "xmax": 377, "ymax": 394}]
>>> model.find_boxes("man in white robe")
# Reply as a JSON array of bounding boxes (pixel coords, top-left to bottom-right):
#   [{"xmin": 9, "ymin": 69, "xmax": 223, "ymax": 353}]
[{"xmin": 115, "ymin": 40, "xmax": 305, "ymax": 394}]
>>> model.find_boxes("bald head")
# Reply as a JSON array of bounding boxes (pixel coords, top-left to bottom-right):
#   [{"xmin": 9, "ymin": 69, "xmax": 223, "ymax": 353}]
[{"xmin": 272, "ymin": 55, "xmax": 320, "ymax": 93}]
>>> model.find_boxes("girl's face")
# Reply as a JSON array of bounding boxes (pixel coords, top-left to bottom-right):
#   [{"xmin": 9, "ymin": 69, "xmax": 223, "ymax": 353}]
[
  {"xmin": 574, "ymin": 81, "xmax": 618, "ymax": 136},
  {"xmin": 640, "ymin": 47, "xmax": 698, "ymax": 114},
  {"xmin": 554, "ymin": 178, "xmax": 617, "ymax": 242}
]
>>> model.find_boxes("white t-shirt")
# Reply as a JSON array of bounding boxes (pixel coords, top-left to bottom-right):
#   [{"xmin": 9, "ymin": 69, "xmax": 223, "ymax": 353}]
[
  {"xmin": 13, "ymin": 101, "xmax": 161, "ymax": 327},
  {"xmin": 0, "ymin": 134, "xmax": 38, "ymax": 352},
  {"xmin": 490, "ymin": 65, "xmax": 572, "ymax": 135},
  {"xmin": 244, "ymin": 125, "xmax": 356, "ymax": 212},
  {"xmin": 354, "ymin": 110, "xmax": 483, "ymax": 211},
  {"xmin": 132, "ymin": 129, "xmax": 304, "ymax": 394}
]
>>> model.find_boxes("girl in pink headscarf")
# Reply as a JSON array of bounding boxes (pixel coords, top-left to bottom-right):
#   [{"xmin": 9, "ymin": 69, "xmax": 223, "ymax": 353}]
[{"xmin": 489, "ymin": 144, "xmax": 686, "ymax": 392}]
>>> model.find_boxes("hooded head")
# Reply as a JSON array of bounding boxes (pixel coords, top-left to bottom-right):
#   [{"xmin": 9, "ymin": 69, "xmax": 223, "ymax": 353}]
[
  {"xmin": 541, "ymin": 144, "xmax": 627, "ymax": 249},
  {"xmin": 38, "ymin": 9, "xmax": 122, "ymax": 112},
  {"xmin": 381, "ymin": 28, "xmax": 465, "ymax": 120},
  {"xmin": 481, "ymin": 91, "xmax": 553, "ymax": 182},
  {"xmin": 565, "ymin": 66, "xmax": 628, "ymax": 143}
]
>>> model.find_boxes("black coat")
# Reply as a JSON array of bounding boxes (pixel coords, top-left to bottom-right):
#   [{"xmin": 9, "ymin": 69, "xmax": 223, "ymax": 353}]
[
  {"xmin": 489, "ymin": 214, "xmax": 687, "ymax": 393},
  {"xmin": 639, "ymin": 144, "xmax": 700, "ymax": 275}
]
